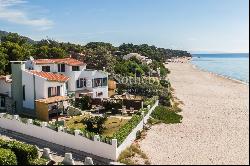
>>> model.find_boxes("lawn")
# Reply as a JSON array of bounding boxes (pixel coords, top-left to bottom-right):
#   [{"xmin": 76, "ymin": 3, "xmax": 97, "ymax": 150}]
[
  {"xmin": 65, "ymin": 115, "xmax": 129, "ymax": 137},
  {"xmin": 102, "ymin": 117, "xmax": 129, "ymax": 137}
]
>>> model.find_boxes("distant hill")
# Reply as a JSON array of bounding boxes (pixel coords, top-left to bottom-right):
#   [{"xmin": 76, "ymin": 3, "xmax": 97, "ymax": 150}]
[{"xmin": 0, "ymin": 30, "xmax": 37, "ymax": 44}]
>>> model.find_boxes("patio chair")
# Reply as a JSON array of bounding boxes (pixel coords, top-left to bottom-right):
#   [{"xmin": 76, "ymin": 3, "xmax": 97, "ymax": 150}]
[
  {"xmin": 92, "ymin": 105, "xmax": 96, "ymax": 109},
  {"xmin": 129, "ymin": 107, "xmax": 135, "ymax": 115},
  {"xmin": 121, "ymin": 108, "xmax": 127, "ymax": 116}
]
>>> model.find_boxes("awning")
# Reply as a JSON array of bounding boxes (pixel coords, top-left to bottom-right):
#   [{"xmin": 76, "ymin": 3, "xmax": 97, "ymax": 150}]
[{"xmin": 35, "ymin": 96, "xmax": 69, "ymax": 104}]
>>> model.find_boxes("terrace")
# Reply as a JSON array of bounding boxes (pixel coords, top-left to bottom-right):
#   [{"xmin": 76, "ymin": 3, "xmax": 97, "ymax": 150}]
[{"xmin": 44, "ymin": 93, "xmax": 156, "ymax": 139}]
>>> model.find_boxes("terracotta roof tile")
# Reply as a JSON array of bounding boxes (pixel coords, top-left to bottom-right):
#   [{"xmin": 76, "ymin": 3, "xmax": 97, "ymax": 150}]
[
  {"xmin": 0, "ymin": 75, "xmax": 12, "ymax": 83},
  {"xmin": 33, "ymin": 58, "xmax": 85, "ymax": 66},
  {"xmin": 28, "ymin": 70, "xmax": 69, "ymax": 82}
]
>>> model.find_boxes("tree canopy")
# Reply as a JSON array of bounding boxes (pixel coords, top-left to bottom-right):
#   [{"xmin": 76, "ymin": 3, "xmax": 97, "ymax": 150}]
[{"xmin": 0, "ymin": 31, "xmax": 191, "ymax": 75}]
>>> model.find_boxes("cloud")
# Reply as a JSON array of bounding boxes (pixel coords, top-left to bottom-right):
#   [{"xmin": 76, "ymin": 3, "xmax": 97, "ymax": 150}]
[{"xmin": 0, "ymin": 0, "xmax": 54, "ymax": 30}]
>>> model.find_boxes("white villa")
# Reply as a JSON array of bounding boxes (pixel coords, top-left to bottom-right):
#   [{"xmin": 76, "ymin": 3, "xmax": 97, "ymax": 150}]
[
  {"xmin": 25, "ymin": 58, "xmax": 108, "ymax": 99},
  {"xmin": 123, "ymin": 53, "xmax": 152, "ymax": 65},
  {"xmin": 4, "ymin": 57, "xmax": 108, "ymax": 121}
]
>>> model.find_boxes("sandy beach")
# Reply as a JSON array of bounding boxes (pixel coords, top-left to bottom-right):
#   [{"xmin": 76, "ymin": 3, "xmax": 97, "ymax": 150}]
[{"xmin": 139, "ymin": 62, "xmax": 249, "ymax": 165}]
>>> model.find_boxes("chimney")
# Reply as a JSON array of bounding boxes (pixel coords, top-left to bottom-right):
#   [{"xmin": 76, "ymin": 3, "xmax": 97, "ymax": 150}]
[{"xmin": 11, "ymin": 61, "xmax": 25, "ymax": 114}]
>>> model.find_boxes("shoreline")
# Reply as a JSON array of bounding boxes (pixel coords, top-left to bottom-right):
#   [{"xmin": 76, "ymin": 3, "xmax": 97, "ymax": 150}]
[
  {"xmin": 139, "ymin": 61, "xmax": 249, "ymax": 165},
  {"xmin": 190, "ymin": 63, "xmax": 249, "ymax": 86}
]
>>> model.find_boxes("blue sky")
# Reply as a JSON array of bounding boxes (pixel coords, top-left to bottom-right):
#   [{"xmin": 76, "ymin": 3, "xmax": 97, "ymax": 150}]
[{"xmin": 0, "ymin": 0, "xmax": 249, "ymax": 53}]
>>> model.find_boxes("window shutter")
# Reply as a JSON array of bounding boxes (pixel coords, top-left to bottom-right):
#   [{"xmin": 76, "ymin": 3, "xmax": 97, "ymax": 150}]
[
  {"xmin": 58, "ymin": 64, "xmax": 61, "ymax": 72},
  {"xmin": 61, "ymin": 64, "xmax": 65, "ymax": 72},
  {"xmin": 57, "ymin": 86, "xmax": 60, "ymax": 96},
  {"xmin": 80, "ymin": 78, "xmax": 83, "ymax": 88},
  {"xmin": 76, "ymin": 80, "xmax": 80, "ymax": 88},
  {"xmin": 48, "ymin": 87, "xmax": 52, "ymax": 97},
  {"xmin": 23, "ymin": 85, "xmax": 25, "ymax": 100}
]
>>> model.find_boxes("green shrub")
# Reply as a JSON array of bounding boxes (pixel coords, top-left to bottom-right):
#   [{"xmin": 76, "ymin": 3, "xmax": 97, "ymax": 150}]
[
  {"xmin": 147, "ymin": 117, "xmax": 161, "ymax": 125},
  {"xmin": 29, "ymin": 158, "xmax": 48, "ymax": 165},
  {"xmin": 0, "ymin": 148, "xmax": 17, "ymax": 165},
  {"xmin": 81, "ymin": 114, "xmax": 108, "ymax": 134},
  {"xmin": 0, "ymin": 139, "xmax": 39, "ymax": 165},
  {"xmin": 118, "ymin": 144, "xmax": 149, "ymax": 165},
  {"xmin": 151, "ymin": 106, "xmax": 182, "ymax": 124},
  {"xmin": 160, "ymin": 80, "xmax": 170, "ymax": 88},
  {"xmin": 159, "ymin": 90, "xmax": 172, "ymax": 107},
  {"xmin": 33, "ymin": 120, "xmax": 41, "ymax": 126},
  {"xmin": 136, "ymin": 130, "xmax": 141, "ymax": 140},
  {"xmin": 143, "ymin": 96, "xmax": 157, "ymax": 108},
  {"xmin": 75, "ymin": 96, "xmax": 92, "ymax": 110},
  {"xmin": 113, "ymin": 115, "xmax": 143, "ymax": 145}
]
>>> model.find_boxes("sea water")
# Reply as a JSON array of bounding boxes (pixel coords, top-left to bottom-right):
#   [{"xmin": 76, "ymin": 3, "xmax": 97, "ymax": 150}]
[{"xmin": 192, "ymin": 53, "xmax": 249, "ymax": 84}]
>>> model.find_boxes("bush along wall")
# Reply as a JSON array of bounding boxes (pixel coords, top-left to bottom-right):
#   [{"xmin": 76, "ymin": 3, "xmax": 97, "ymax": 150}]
[
  {"xmin": 112, "ymin": 100, "xmax": 159, "ymax": 145},
  {"xmin": 0, "ymin": 139, "xmax": 39, "ymax": 165},
  {"xmin": 0, "ymin": 148, "xmax": 18, "ymax": 165},
  {"xmin": 113, "ymin": 114, "xmax": 143, "ymax": 145}
]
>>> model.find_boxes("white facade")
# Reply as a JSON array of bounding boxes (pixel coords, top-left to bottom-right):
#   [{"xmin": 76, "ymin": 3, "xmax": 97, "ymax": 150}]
[
  {"xmin": 67, "ymin": 69, "xmax": 108, "ymax": 99},
  {"xmin": 22, "ymin": 70, "xmax": 67, "ymax": 109},
  {"xmin": 25, "ymin": 59, "xmax": 109, "ymax": 99},
  {"xmin": 25, "ymin": 60, "xmax": 87, "ymax": 72}
]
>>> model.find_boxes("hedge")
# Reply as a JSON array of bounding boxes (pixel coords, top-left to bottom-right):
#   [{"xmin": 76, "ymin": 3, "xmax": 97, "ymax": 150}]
[
  {"xmin": 0, "ymin": 139, "xmax": 38, "ymax": 165},
  {"xmin": 151, "ymin": 106, "xmax": 183, "ymax": 124},
  {"xmin": 0, "ymin": 148, "xmax": 17, "ymax": 165},
  {"xmin": 113, "ymin": 114, "xmax": 143, "ymax": 145}
]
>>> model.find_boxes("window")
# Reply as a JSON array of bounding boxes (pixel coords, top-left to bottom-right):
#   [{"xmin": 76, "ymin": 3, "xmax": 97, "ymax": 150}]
[
  {"xmin": 84, "ymin": 79, "xmax": 86, "ymax": 87},
  {"xmin": 23, "ymin": 85, "xmax": 25, "ymax": 101},
  {"xmin": 72, "ymin": 66, "xmax": 80, "ymax": 71},
  {"xmin": 0, "ymin": 96, "xmax": 5, "ymax": 107},
  {"xmin": 66, "ymin": 82, "xmax": 68, "ymax": 90},
  {"xmin": 80, "ymin": 78, "xmax": 84, "ymax": 88},
  {"xmin": 48, "ymin": 87, "xmax": 52, "ymax": 97},
  {"xmin": 102, "ymin": 77, "xmax": 108, "ymax": 86},
  {"xmin": 58, "ymin": 64, "xmax": 65, "ymax": 72},
  {"xmin": 42, "ymin": 66, "xmax": 50, "ymax": 72},
  {"xmin": 76, "ymin": 80, "xmax": 80, "ymax": 88},
  {"xmin": 57, "ymin": 86, "xmax": 61, "ymax": 96},
  {"xmin": 76, "ymin": 78, "xmax": 85, "ymax": 88},
  {"xmin": 48, "ymin": 87, "xmax": 60, "ymax": 97},
  {"xmin": 61, "ymin": 64, "xmax": 65, "ymax": 72},
  {"xmin": 93, "ymin": 78, "xmax": 107, "ymax": 87}
]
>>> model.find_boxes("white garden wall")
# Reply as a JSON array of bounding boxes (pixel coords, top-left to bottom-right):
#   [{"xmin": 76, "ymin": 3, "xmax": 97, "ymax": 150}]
[
  {"xmin": 116, "ymin": 100, "xmax": 159, "ymax": 156},
  {"xmin": 0, "ymin": 115, "xmax": 117, "ymax": 160},
  {"xmin": 0, "ymin": 100, "xmax": 159, "ymax": 161}
]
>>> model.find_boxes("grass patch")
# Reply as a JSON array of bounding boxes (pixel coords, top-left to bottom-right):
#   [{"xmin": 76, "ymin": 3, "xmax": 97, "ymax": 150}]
[
  {"xmin": 65, "ymin": 115, "xmax": 129, "ymax": 137},
  {"xmin": 118, "ymin": 144, "xmax": 150, "ymax": 165},
  {"xmin": 151, "ymin": 106, "xmax": 182, "ymax": 124},
  {"xmin": 102, "ymin": 117, "xmax": 129, "ymax": 137},
  {"xmin": 65, "ymin": 115, "xmax": 88, "ymax": 130}
]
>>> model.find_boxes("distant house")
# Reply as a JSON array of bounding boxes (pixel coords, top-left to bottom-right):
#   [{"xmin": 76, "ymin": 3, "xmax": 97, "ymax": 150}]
[
  {"xmin": 123, "ymin": 53, "xmax": 152, "ymax": 64},
  {"xmin": 0, "ymin": 75, "xmax": 12, "ymax": 111}
]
